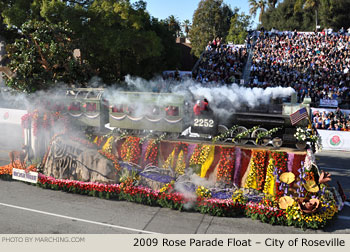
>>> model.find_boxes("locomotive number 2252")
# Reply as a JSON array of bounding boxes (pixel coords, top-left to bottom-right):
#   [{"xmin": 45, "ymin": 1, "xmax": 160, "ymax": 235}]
[{"xmin": 194, "ymin": 118, "xmax": 214, "ymax": 127}]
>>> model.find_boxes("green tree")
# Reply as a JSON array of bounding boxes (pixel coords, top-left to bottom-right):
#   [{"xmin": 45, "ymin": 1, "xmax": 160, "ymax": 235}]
[
  {"xmin": 249, "ymin": 0, "xmax": 267, "ymax": 23},
  {"xmin": 303, "ymin": 0, "xmax": 320, "ymax": 29},
  {"xmin": 189, "ymin": 0, "xmax": 233, "ymax": 57},
  {"xmin": 261, "ymin": 0, "xmax": 315, "ymax": 31},
  {"xmin": 165, "ymin": 15, "xmax": 181, "ymax": 37},
  {"xmin": 182, "ymin": 19, "xmax": 191, "ymax": 38},
  {"xmin": 5, "ymin": 20, "xmax": 93, "ymax": 92},
  {"xmin": 226, "ymin": 8, "xmax": 252, "ymax": 44},
  {"xmin": 318, "ymin": 0, "xmax": 350, "ymax": 30},
  {"xmin": 1, "ymin": 0, "xmax": 182, "ymax": 87},
  {"xmin": 261, "ymin": 0, "xmax": 350, "ymax": 31}
]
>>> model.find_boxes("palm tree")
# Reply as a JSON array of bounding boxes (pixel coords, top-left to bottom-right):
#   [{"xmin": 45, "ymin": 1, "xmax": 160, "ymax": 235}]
[
  {"xmin": 166, "ymin": 15, "xmax": 181, "ymax": 37},
  {"xmin": 249, "ymin": 0, "xmax": 267, "ymax": 23},
  {"xmin": 182, "ymin": 19, "xmax": 191, "ymax": 38}
]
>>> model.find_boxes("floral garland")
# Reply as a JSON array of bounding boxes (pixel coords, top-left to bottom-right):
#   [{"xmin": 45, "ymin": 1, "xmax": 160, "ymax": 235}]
[
  {"xmin": 244, "ymin": 155, "xmax": 258, "ymax": 190},
  {"xmin": 174, "ymin": 142, "xmax": 188, "ymax": 174},
  {"xmin": 120, "ymin": 136, "xmax": 141, "ymax": 164},
  {"xmin": 244, "ymin": 150, "xmax": 266, "ymax": 191},
  {"xmin": 102, "ymin": 136, "xmax": 114, "ymax": 153},
  {"xmin": 216, "ymin": 147, "xmax": 235, "ymax": 185},
  {"xmin": 175, "ymin": 150, "xmax": 186, "ymax": 175},
  {"xmin": 263, "ymin": 158, "xmax": 276, "ymax": 196},
  {"xmin": 163, "ymin": 150, "xmax": 175, "ymax": 170},
  {"xmin": 255, "ymin": 151, "xmax": 267, "ymax": 191},
  {"xmin": 189, "ymin": 145, "xmax": 211, "ymax": 165},
  {"xmin": 212, "ymin": 125, "xmax": 238, "ymax": 143},
  {"xmin": 93, "ymin": 136, "xmax": 105, "ymax": 148},
  {"xmin": 271, "ymin": 151, "xmax": 288, "ymax": 197},
  {"xmin": 21, "ymin": 110, "xmax": 68, "ymax": 137},
  {"xmin": 255, "ymin": 127, "xmax": 281, "ymax": 144},
  {"xmin": 144, "ymin": 140, "xmax": 159, "ymax": 167},
  {"xmin": 232, "ymin": 126, "xmax": 259, "ymax": 143}
]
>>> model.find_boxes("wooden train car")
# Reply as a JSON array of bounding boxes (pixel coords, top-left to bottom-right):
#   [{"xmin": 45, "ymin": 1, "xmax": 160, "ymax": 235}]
[
  {"xmin": 108, "ymin": 92, "xmax": 185, "ymax": 134},
  {"xmin": 65, "ymin": 88, "xmax": 108, "ymax": 130}
]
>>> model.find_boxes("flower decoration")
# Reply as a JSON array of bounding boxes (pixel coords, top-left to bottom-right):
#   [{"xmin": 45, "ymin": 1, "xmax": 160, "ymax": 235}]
[
  {"xmin": 271, "ymin": 151, "xmax": 288, "ymax": 197},
  {"xmin": 231, "ymin": 190, "xmax": 247, "ymax": 204},
  {"xmin": 245, "ymin": 150, "xmax": 266, "ymax": 191},
  {"xmin": 175, "ymin": 150, "xmax": 186, "ymax": 175},
  {"xmin": 216, "ymin": 147, "xmax": 235, "ymax": 184},
  {"xmin": 279, "ymin": 172, "xmax": 295, "ymax": 184},
  {"xmin": 189, "ymin": 145, "xmax": 211, "ymax": 165},
  {"xmin": 263, "ymin": 158, "xmax": 275, "ymax": 195},
  {"xmin": 120, "ymin": 136, "xmax": 141, "ymax": 164},
  {"xmin": 298, "ymin": 198, "xmax": 320, "ymax": 214},
  {"xmin": 144, "ymin": 140, "xmax": 159, "ymax": 167},
  {"xmin": 102, "ymin": 136, "xmax": 114, "ymax": 153},
  {"xmin": 255, "ymin": 127, "xmax": 280, "ymax": 144},
  {"xmin": 99, "ymin": 150, "xmax": 121, "ymax": 171},
  {"xmin": 304, "ymin": 180, "xmax": 319, "ymax": 193},
  {"xmin": 294, "ymin": 127, "xmax": 308, "ymax": 142},
  {"xmin": 279, "ymin": 196, "xmax": 295, "ymax": 210},
  {"xmin": 196, "ymin": 186, "xmax": 212, "ymax": 199}
]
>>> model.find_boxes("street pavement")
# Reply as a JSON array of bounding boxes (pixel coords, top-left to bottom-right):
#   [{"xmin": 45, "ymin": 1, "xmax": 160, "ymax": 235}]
[{"xmin": 0, "ymin": 122, "xmax": 349, "ymax": 234}]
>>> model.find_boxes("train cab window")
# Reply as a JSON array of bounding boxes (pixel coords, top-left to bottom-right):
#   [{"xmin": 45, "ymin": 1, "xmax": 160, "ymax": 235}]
[
  {"xmin": 111, "ymin": 104, "xmax": 124, "ymax": 113},
  {"xmin": 165, "ymin": 106, "xmax": 179, "ymax": 116},
  {"xmin": 68, "ymin": 102, "xmax": 81, "ymax": 111},
  {"xmin": 85, "ymin": 102, "xmax": 97, "ymax": 112}
]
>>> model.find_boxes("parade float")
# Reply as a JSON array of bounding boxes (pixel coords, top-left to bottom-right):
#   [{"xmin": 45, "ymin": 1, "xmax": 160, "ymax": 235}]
[{"xmin": 0, "ymin": 107, "xmax": 345, "ymax": 230}]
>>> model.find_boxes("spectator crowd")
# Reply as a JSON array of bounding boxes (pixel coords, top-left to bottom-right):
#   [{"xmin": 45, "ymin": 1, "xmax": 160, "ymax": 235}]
[
  {"xmin": 193, "ymin": 38, "xmax": 248, "ymax": 84},
  {"xmin": 248, "ymin": 30, "xmax": 350, "ymax": 109},
  {"xmin": 312, "ymin": 107, "xmax": 350, "ymax": 131},
  {"xmin": 190, "ymin": 29, "xmax": 350, "ymax": 132}
]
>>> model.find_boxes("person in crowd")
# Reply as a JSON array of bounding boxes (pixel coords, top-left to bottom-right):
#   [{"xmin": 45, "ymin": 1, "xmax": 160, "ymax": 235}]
[
  {"xmin": 193, "ymin": 100, "xmax": 202, "ymax": 116},
  {"xmin": 165, "ymin": 105, "xmax": 178, "ymax": 116},
  {"xmin": 312, "ymin": 108, "xmax": 350, "ymax": 131}
]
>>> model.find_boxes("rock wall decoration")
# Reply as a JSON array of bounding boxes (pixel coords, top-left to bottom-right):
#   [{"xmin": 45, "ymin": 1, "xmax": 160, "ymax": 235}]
[{"xmin": 44, "ymin": 135, "xmax": 117, "ymax": 184}]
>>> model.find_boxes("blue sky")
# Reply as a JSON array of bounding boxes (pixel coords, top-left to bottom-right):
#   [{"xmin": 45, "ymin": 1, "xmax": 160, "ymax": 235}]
[{"xmin": 130, "ymin": 0, "xmax": 260, "ymax": 28}]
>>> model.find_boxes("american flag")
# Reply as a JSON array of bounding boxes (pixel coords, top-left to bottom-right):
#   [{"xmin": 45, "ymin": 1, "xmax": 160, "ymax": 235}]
[{"xmin": 290, "ymin": 107, "xmax": 308, "ymax": 125}]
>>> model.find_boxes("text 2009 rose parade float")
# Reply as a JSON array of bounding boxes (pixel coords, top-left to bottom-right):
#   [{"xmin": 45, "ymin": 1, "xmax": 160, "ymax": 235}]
[{"xmin": 0, "ymin": 109, "xmax": 345, "ymax": 230}]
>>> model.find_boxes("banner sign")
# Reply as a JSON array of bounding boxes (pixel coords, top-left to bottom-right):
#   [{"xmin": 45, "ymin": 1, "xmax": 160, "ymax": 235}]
[
  {"xmin": 316, "ymin": 129, "xmax": 350, "ymax": 151},
  {"xmin": 319, "ymin": 99, "xmax": 338, "ymax": 107},
  {"xmin": 12, "ymin": 168, "xmax": 38, "ymax": 184},
  {"xmin": 0, "ymin": 108, "xmax": 27, "ymax": 124}
]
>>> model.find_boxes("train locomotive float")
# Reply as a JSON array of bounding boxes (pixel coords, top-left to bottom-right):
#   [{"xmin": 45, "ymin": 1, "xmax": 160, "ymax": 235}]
[{"xmin": 51, "ymin": 88, "xmax": 312, "ymax": 149}]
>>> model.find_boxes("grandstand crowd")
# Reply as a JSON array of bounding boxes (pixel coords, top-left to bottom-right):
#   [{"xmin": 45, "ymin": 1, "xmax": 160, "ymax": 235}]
[
  {"xmin": 193, "ymin": 30, "xmax": 350, "ymax": 105},
  {"xmin": 193, "ymin": 37, "xmax": 248, "ymax": 84},
  {"xmin": 312, "ymin": 107, "xmax": 350, "ymax": 131},
  {"xmin": 248, "ymin": 30, "xmax": 350, "ymax": 109},
  {"xmin": 191, "ymin": 29, "xmax": 350, "ymax": 131}
]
